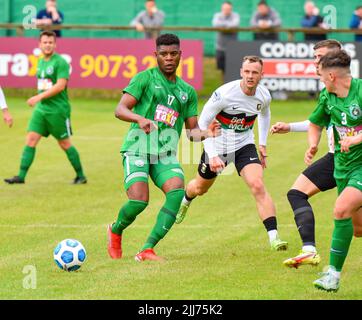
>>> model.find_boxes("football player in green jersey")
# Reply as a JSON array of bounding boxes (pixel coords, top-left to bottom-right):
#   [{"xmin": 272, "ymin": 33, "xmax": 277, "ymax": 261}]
[
  {"xmin": 306, "ymin": 50, "xmax": 362, "ymax": 292},
  {"xmin": 107, "ymin": 33, "xmax": 220, "ymax": 261},
  {"xmin": 4, "ymin": 31, "xmax": 86, "ymax": 185}
]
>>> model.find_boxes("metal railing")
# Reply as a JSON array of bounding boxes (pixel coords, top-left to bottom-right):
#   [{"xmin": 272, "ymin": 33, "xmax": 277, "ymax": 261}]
[{"xmin": 1, "ymin": 23, "xmax": 362, "ymax": 40}]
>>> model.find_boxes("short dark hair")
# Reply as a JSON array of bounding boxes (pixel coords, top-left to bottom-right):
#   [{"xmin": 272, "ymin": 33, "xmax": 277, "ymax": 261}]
[
  {"xmin": 319, "ymin": 50, "xmax": 351, "ymax": 70},
  {"xmin": 313, "ymin": 39, "xmax": 341, "ymax": 51},
  {"xmin": 156, "ymin": 33, "xmax": 180, "ymax": 47},
  {"xmin": 258, "ymin": 0, "xmax": 268, "ymax": 6},
  {"xmin": 242, "ymin": 55, "xmax": 263, "ymax": 67},
  {"xmin": 39, "ymin": 30, "xmax": 57, "ymax": 40},
  {"xmin": 223, "ymin": 1, "xmax": 233, "ymax": 5}
]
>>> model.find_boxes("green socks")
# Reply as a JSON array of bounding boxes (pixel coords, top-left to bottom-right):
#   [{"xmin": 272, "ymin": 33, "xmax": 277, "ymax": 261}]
[
  {"xmin": 112, "ymin": 200, "xmax": 148, "ymax": 235},
  {"xmin": 65, "ymin": 146, "xmax": 85, "ymax": 178},
  {"xmin": 141, "ymin": 188, "xmax": 184, "ymax": 250},
  {"xmin": 330, "ymin": 218, "xmax": 353, "ymax": 272},
  {"xmin": 18, "ymin": 146, "xmax": 36, "ymax": 180}
]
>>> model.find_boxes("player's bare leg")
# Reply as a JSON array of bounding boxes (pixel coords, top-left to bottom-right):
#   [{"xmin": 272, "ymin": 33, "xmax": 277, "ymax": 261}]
[
  {"xmin": 240, "ymin": 163, "xmax": 288, "ymax": 250},
  {"xmin": 352, "ymin": 207, "xmax": 362, "ymax": 237},
  {"xmin": 175, "ymin": 173, "xmax": 216, "ymax": 224}
]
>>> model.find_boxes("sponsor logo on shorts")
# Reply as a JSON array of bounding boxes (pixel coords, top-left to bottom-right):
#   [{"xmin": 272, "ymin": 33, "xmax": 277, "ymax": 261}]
[
  {"xmin": 357, "ymin": 181, "xmax": 362, "ymax": 186},
  {"xmin": 201, "ymin": 163, "xmax": 207, "ymax": 174},
  {"xmin": 134, "ymin": 160, "xmax": 145, "ymax": 167},
  {"xmin": 249, "ymin": 157, "xmax": 258, "ymax": 161}
]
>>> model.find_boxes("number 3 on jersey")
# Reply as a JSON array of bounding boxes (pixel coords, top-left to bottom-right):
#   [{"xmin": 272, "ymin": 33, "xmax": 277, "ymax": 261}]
[{"xmin": 341, "ymin": 112, "xmax": 347, "ymax": 125}]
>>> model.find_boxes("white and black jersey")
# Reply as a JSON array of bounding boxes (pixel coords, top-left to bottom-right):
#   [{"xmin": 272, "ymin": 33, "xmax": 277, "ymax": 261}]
[{"xmin": 198, "ymin": 79, "xmax": 271, "ymax": 158}]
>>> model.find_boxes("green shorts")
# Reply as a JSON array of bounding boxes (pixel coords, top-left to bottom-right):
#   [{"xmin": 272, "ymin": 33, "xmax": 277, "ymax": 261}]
[
  {"xmin": 335, "ymin": 167, "xmax": 362, "ymax": 195},
  {"xmin": 28, "ymin": 108, "xmax": 72, "ymax": 140},
  {"xmin": 122, "ymin": 152, "xmax": 184, "ymax": 190}
]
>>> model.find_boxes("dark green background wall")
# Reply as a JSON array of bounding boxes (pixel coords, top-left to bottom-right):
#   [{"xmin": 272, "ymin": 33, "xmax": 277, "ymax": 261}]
[{"xmin": 1, "ymin": 0, "xmax": 361, "ymax": 55}]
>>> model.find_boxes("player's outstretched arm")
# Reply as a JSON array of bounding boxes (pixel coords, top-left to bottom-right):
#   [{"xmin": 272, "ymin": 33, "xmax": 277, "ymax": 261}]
[
  {"xmin": 2, "ymin": 108, "xmax": 13, "ymax": 127},
  {"xmin": 305, "ymin": 122, "xmax": 323, "ymax": 165},
  {"xmin": 270, "ymin": 122, "xmax": 290, "ymax": 134},
  {"xmin": 270, "ymin": 120, "xmax": 310, "ymax": 134},
  {"xmin": 114, "ymin": 93, "xmax": 157, "ymax": 134},
  {"xmin": 184, "ymin": 117, "xmax": 220, "ymax": 142},
  {"xmin": 0, "ymin": 87, "xmax": 13, "ymax": 127}
]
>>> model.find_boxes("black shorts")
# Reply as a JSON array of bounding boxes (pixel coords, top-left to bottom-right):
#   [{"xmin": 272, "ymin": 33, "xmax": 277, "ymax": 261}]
[
  {"xmin": 198, "ymin": 144, "xmax": 261, "ymax": 180},
  {"xmin": 302, "ymin": 152, "xmax": 336, "ymax": 191},
  {"xmin": 215, "ymin": 50, "xmax": 225, "ymax": 72}
]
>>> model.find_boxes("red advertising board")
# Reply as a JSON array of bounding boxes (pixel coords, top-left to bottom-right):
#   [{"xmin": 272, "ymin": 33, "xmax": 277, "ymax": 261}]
[
  {"xmin": 0, "ymin": 37, "xmax": 203, "ymax": 90},
  {"xmin": 263, "ymin": 59, "xmax": 318, "ymax": 79}
]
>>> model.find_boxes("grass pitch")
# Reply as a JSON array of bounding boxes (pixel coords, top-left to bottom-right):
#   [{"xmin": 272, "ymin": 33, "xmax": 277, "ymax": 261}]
[{"xmin": 0, "ymin": 95, "xmax": 361, "ymax": 300}]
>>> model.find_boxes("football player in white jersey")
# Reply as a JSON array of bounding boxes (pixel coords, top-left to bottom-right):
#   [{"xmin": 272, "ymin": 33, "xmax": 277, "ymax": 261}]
[
  {"xmin": 0, "ymin": 86, "xmax": 13, "ymax": 127},
  {"xmin": 270, "ymin": 39, "xmax": 362, "ymax": 269},
  {"xmin": 176, "ymin": 55, "xmax": 288, "ymax": 251}
]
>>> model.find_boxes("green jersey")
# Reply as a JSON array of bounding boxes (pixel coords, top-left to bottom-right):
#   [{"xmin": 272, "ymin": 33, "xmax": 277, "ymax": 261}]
[
  {"xmin": 121, "ymin": 67, "xmax": 198, "ymax": 155},
  {"xmin": 36, "ymin": 53, "xmax": 70, "ymax": 113},
  {"xmin": 309, "ymin": 78, "xmax": 362, "ymax": 179}
]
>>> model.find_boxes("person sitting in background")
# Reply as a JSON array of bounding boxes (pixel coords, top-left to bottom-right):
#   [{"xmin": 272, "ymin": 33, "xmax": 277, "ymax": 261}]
[
  {"xmin": 130, "ymin": 0, "xmax": 165, "ymax": 39},
  {"xmin": 0, "ymin": 86, "xmax": 13, "ymax": 128},
  {"xmin": 349, "ymin": 5, "xmax": 362, "ymax": 42},
  {"xmin": 212, "ymin": 1, "xmax": 240, "ymax": 82},
  {"xmin": 250, "ymin": 0, "xmax": 281, "ymax": 40},
  {"xmin": 35, "ymin": 0, "xmax": 64, "ymax": 38},
  {"xmin": 301, "ymin": 1, "xmax": 327, "ymax": 41}
]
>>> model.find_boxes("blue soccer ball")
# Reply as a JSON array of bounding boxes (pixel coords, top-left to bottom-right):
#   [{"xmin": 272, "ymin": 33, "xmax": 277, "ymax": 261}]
[{"xmin": 53, "ymin": 239, "xmax": 87, "ymax": 272}]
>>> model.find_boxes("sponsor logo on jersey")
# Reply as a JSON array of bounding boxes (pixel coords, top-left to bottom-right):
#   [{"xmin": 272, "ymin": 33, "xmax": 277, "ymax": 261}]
[
  {"xmin": 256, "ymin": 103, "xmax": 262, "ymax": 111},
  {"xmin": 349, "ymin": 104, "xmax": 362, "ymax": 120},
  {"xmin": 216, "ymin": 111, "xmax": 257, "ymax": 132},
  {"xmin": 37, "ymin": 78, "xmax": 53, "ymax": 91},
  {"xmin": 335, "ymin": 124, "xmax": 362, "ymax": 140},
  {"xmin": 154, "ymin": 104, "xmax": 179, "ymax": 127}
]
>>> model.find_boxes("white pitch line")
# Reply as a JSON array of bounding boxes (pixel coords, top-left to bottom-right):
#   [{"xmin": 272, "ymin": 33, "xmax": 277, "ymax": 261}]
[{"xmin": 0, "ymin": 223, "xmax": 329, "ymax": 229}]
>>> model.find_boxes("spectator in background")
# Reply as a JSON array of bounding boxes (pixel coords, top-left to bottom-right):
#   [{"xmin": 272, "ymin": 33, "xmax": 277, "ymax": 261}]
[
  {"xmin": 250, "ymin": 0, "xmax": 281, "ymax": 40},
  {"xmin": 35, "ymin": 0, "xmax": 64, "ymax": 38},
  {"xmin": 212, "ymin": 1, "xmax": 240, "ymax": 82},
  {"xmin": 0, "ymin": 86, "xmax": 13, "ymax": 128},
  {"xmin": 301, "ymin": 1, "xmax": 327, "ymax": 41},
  {"xmin": 130, "ymin": 0, "xmax": 165, "ymax": 39},
  {"xmin": 349, "ymin": 5, "xmax": 362, "ymax": 42}
]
